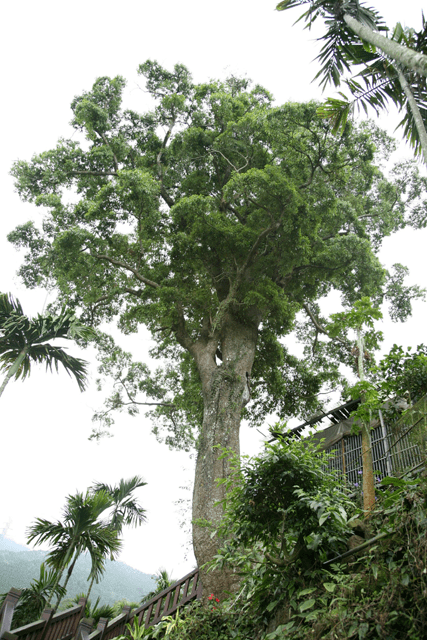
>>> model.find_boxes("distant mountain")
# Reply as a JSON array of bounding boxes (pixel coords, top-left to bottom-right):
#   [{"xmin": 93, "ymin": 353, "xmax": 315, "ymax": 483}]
[
  {"xmin": 0, "ymin": 537, "xmax": 155, "ymax": 606},
  {"xmin": 0, "ymin": 537, "xmax": 29, "ymax": 553}
]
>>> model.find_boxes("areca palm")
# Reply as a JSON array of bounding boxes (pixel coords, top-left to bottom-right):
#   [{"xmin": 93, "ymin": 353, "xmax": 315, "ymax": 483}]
[
  {"xmin": 91, "ymin": 476, "xmax": 147, "ymax": 532},
  {"xmin": 85, "ymin": 476, "xmax": 147, "ymax": 599},
  {"xmin": 0, "ymin": 293, "xmax": 93, "ymax": 398},
  {"xmin": 277, "ymin": 1, "xmax": 427, "ymax": 162},
  {"xmin": 0, "ymin": 563, "xmax": 66, "ymax": 627},
  {"xmin": 27, "ymin": 490, "xmax": 122, "ymax": 610}
]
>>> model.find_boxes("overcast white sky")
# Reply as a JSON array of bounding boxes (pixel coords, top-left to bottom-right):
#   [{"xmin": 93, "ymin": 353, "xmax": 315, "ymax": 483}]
[{"xmin": 1, "ymin": 0, "xmax": 426, "ymax": 585}]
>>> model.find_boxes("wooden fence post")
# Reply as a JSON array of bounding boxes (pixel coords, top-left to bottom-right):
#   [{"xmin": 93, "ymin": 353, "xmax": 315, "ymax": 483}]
[
  {"xmin": 0, "ymin": 589, "xmax": 22, "ymax": 639},
  {"xmin": 74, "ymin": 619, "xmax": 93, "ymax": 640},
  {"xmin": 38, "ymin": 608, "xmax": 54, "ymax": 640}
]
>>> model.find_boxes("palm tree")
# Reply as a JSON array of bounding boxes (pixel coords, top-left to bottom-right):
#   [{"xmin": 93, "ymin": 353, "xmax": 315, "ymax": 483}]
[
  {"xmin": 140, "ymin": 568, "xmax": 175, "ymax": 604},
  {"xmin": 27, "ymin": 490, "xmax": 122, "ymax": 611},
  {"xmin": 58, "ymin": 593, "xmax": 115, "ymax": 627},
  {"xmin": 0, "ymin": 293, "xmax": 94, "ymax": 399},
  {"xmin": 85, "ymin": 477, "xmax": 147, "ymax": 599},
  {"xmin": 0, "ymin": 563, "xmax": 66, "ymax": 627},
  {"xmin": 91, "ymin": 476, "xmax": 147, "ymax": 531},
  {"xmin": 276, "ymin": 1, "xmax": 427, "ymax": 162},
  {"xmin": 277, "ymin": 1, "xmax": 427, "ymax": 77}
]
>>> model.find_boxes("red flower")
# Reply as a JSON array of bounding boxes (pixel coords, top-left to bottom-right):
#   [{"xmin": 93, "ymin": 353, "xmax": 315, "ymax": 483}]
[
  {"xmin": 208, "ymin": 594, "xmax": 214, "ymax": 600},
  {"xmin": 215, "ymin": 598, "xmax": 220, "ymax": 603}
]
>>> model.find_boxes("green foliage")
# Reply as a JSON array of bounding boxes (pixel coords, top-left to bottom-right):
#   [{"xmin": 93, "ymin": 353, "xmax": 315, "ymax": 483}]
[
  {"xmin": 212, "ymin": 438, "xmax": 353, "ymax": 564},
  {"xmin": 90, "ymin": 476, "xmax": 147, "ymax": 532},
  {"xmin": 27, "ymin": 489, "xmax": 122, "ymax": 608},
  {"xmin": 165, "ymin": 460, "xmax": 427, "ymax": 639},
  {"xmin": 276, "ymin": 2, "xmax": 427, "ymax": 159},
  {"xmin": 117, "ymin": 615, "xmax": 154, "ymax": 640},
  {"xmin": 0, "ymin": 563, "xmax": 66, "ymax": 628},
  {"xmin": 140, "ymin": 569, "xmax": 175, "ymax": 604},
  {"xmin": 198, "ymin": 436, "xmax": 356, "ymax": 637},
  {"xmin": 58, "ymin": 593, "xmax": 115, "ymax": 627},
  {"xmin": 110, "ymin": 598, "xmax": 140, "ymax": 618},
  {"xmin": 138, "ymin": 600, "xmax": 253, "ymax": 640},
  {"xmin": 0, "ymin": 292, "xmax": 93, "ymax": 394},
  {"xmin": 9, "ymin": 61, "xmax": 426, "ymax": 444},
  {"xmin": 276, "ymin": 1, "xmax": 388, "ymax": 91}
]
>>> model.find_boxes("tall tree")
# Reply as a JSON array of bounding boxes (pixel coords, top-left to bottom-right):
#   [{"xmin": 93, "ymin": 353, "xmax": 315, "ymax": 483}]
[
  {"xmin": 276, "ymin": 1, "xmax": 427, "ymax": 162},
  {"xmin": 0, "ymin": 293, "xmax": 92, "ymax": 398},
  {"xmin": 27, "ymin": 490, "xmax": 121, "ymax": 610},
  {"xmin": 9, "ymin": 62, "xmax": 426, "ymax": 596}
]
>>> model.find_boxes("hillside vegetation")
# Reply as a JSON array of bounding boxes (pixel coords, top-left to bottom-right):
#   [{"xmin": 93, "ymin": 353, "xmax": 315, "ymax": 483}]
[
  {"xmin": 131, "ymin": 436, "xmax": 427, "ymax": 639},
  {"xmin": 0, "ymin": 546, "xmax": 155, "ymax": 606}
]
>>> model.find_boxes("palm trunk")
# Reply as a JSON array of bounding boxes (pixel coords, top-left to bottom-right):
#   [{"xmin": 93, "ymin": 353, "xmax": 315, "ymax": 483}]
[
  {"xmin": 86, "ymin": 575, "xmax": 96, "ymax": 601},
  {"xmin": 46, "ymin": 544, "xmax": 75, "ymax": 609},
  {"xmin": 343, "ymin": 13, "xmax": 427, "ymax": 78},
  {"xmin": 0, "ymin": 347, "xmax": 28, "ymax": 398},
  {"xmin": 54, "ymin": 550, "xmax": 80, "ymax": 610},
  {"xmin": 356, "ymin": 329, "xmax": 375, "ymax": 514},
  {"xmin": 395, "ymin": 64, "xmax": 427, "ymax": 165},
  {"xmin": 191, "ymin": 314, "xmax": 258, "ymax": 600}
]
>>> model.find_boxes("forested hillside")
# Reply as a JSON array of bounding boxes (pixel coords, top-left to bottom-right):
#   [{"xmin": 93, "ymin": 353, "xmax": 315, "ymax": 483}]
[{"xmin": 0, "ymin": 544, "xmax": 155, "ymax": 606}]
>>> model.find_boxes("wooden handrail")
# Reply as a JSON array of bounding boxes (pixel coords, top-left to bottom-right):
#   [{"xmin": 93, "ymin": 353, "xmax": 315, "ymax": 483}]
[
  {"xmin": 132, "ymin": 568, "xmax": 202, "ymax": 629},
  {"xmin": 8, "ymin": 599, "xmax": 87, "ymax": 640},
  {"xmin": 88, "ymin": 568, "xmax": 202, "ymax": 640},
  {"xmin": 6, "ymin": 569, "xmax": 202, "ymax": 640}
]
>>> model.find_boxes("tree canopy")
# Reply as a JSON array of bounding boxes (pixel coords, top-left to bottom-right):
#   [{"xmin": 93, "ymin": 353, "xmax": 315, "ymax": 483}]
[{"xmin": 9, "ymin": 61, "xmax": 426, "ymax": 443}]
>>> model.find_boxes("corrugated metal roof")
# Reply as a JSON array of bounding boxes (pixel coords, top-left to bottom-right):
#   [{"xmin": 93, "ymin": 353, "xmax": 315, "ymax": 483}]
[{"xmin": 269, "ymin": 398, "xmax": 361, "ymax": 442}]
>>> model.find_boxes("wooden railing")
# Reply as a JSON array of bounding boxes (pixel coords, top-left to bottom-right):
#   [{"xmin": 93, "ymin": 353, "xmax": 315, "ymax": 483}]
[
  {"xmin": 88, "ymin": 568, "xmax": 202, "ymax": 639},
  {"xmin": 0, "ymin": 588, "xmax": 22, "ymax": 640},
  {"xmin": 1, "ymin": 597, "xmax": 87, "ymax": 640},
  {"xmin": 133, "ymin": 568, "xmax": 201, "ymax": 629},
  {"xmin": 2, "ymin": 569, "xmax": 202, "ymax": 640}
]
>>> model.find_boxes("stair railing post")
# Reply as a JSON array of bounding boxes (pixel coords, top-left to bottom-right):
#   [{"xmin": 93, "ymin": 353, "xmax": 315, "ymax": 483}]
[
  {"xmin": 74, "ymin": 618, "xmax": 93, "ymax": 640},
  {"xmin": 0, "ymin": 589, "xmax": 22, "ymax": 639},
  {"xmin": 38, "ymin": 607, "xmax": 54, "ymax": 640}
]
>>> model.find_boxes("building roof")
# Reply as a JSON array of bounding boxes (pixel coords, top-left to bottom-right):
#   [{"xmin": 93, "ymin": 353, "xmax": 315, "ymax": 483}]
[{"xmin": 269, "ymin": 397, "xmax": 361, "ymax": 443}]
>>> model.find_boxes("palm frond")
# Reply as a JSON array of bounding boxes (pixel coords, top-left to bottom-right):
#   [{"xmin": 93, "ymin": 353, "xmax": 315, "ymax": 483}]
[{"xmin": 0, "ymin": 293, "xmax": 94, "ymax": 392}]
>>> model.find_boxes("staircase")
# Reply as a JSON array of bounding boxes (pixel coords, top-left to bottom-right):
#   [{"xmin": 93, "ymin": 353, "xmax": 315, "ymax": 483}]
[{"xmin": 0, "ymin": 569, "xmax": 202, "ymax": 640}]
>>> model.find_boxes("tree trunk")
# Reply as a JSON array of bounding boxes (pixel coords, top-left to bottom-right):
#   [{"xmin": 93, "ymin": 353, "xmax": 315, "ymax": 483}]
[
  {"xmin": 85, "ymin": 575, "xmax": 96, "ymax": 602},
  {"xmin": 53, "ymin": 549, "xmax": 79, "ymax": 611},
  {"xmin": 395, "ymin": 64, "xmax": 427, "ymax": 165},
  {"xmin": 356, "ymin": 329, "xmax": 375, "ymax": 514},
  {"xmin": 343, "ymin": 13, "xmax": 427, "ymax": 79},
  {"xmin": 192, "ymin": 314, "xmax": 258, "ymax": 601}
]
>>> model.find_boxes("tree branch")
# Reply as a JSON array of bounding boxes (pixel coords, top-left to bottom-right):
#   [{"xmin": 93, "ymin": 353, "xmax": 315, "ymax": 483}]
[
  {"xmin": 173, "ymin": 301, "xmax": 196, "ymax": 353},
  {"xmin": 303, "ymin": 303, "xmax": 350, "ymax": 348},
  {"xmin": 98, "ymin": 131, "xmax": 119, "ymax": 172},
  {"xmin": 70, "ymin": 171, "xmax": 118, "ymax": 177},
  {"xmin": 94, "ymin": 254, "xmax": 160, "ymax": 289},
  {"xmin": 118, "ymin": 378, "xmax": 174, "ymax": 409}
]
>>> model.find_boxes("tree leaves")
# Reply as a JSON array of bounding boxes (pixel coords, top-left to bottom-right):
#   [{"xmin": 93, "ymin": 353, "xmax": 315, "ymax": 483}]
[{"xmin": 9, "ymin": 61, "xmax": 426, "ymax": 442}]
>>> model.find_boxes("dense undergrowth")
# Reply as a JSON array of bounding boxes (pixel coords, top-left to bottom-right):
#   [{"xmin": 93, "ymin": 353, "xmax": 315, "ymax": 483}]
[{"xmin": 132, "ymin": 436, "xmax": 427, "ymax": 640}]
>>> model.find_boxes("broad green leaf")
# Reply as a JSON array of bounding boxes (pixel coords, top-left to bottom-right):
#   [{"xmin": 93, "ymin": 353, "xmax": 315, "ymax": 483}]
[{"xmin": 299, "ymin": 599, "xmax": 316, "ymax": 612}]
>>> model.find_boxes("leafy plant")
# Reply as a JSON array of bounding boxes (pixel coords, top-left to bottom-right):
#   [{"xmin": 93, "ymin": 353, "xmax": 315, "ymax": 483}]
[
  {"xmin": 0, "ymin": 563, "xmax": 66, "ymax": 628},
  {"xmin": 58, "ymin": 593, "xmax": 115, "ymax": 627},
  {"xmin": 0, "ymin": 293, "xmax": 94, "ymax": 399}
]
